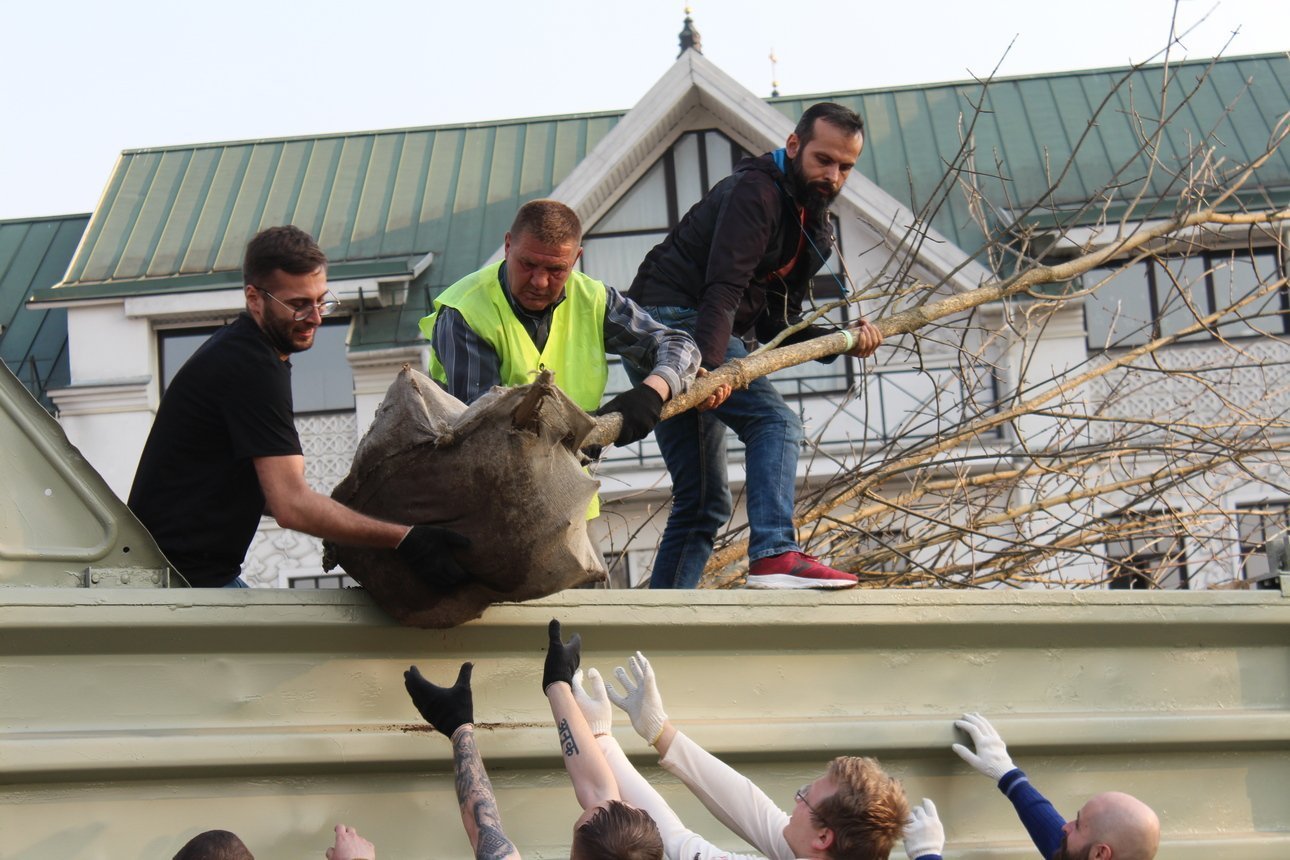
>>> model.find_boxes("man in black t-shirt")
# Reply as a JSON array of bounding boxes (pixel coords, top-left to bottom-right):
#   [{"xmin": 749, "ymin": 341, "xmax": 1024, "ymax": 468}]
[{"xmin": 129, "ymin": 225, "xmax": 469, "ymax": 588}]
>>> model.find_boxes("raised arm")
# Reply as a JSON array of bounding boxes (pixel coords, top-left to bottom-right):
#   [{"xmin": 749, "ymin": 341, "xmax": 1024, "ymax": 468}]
[
  {"xmin": 903, "ymin": 798, "xmax": 945, "ymax": 860},
  {"xmin": 606, "ymin": 652, "xmax": 791, "ymax": 856},
  {"xmin": 404, "ymin": 663, "xmax": 521, "ymax": 860},
  {"xmin": 952, "ymin": 712, "xmax": 1064, "ymax": 860},
  {"xmin": 543, "ymin": 619, "xmax": 620, "ymax": 810},
  {"xmin": 325, "ymin": 824, "xmax": 376, "ymax": 860},
  {"xmin": 572, "ymin": 667, "xmax": 757, "ymax": 860}
]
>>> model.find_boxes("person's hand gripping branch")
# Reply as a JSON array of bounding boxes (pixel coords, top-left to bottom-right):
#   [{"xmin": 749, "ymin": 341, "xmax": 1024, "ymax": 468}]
[{"xmin": 594, "ymin": 382, "xmax": 665, "ymax": 446}]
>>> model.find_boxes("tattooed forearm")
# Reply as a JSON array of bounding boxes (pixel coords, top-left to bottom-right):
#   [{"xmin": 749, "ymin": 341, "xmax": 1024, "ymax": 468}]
[
  {"xmin": 557, "ymin": 717, "xmax": 580, "ymax": 757},
  {"xmin": 453, "ymin": 727, "xmax": 520, "ymax": 860}
]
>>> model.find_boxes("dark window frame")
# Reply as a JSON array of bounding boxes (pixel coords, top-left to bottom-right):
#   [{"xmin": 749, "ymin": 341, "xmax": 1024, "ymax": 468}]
[
  {"xmin": 1084, "ymin": 246, "xmax": 1287, "ymax": 350},
  {"xmin": 1102, "ymin": 510, "xmax": 1190, "ymax": 590},
  {"xmin": 158, "ymin": 317, "xmax": 355, "ymax": 416},
  {"xmin": 1236, "ymin": 499, "xmax": 1290, "ymax": 583}
]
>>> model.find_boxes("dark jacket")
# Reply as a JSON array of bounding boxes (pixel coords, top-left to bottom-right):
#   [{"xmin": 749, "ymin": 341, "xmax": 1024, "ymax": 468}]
[{"xmin": 627, "ymin": 151, "xmax": 834, "ymax": 368}]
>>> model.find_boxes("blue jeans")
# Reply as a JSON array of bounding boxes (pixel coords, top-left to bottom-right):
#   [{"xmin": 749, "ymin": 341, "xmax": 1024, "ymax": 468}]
[
  {"xmin": 630, "ymin": 306, "xmax": 804, "ymax": 588},
  {"xmin": 222, "ymin": 576, "xmax": 250, "ymax": 588}
]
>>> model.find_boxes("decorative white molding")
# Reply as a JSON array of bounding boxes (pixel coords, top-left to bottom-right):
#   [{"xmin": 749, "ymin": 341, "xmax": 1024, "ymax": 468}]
[
  {"xmin": 1086, "ymin": 339, "xmax": 1290, "ymax": 435},
  {"xmin": 125, "ymin": 289, "xmax": 245, "ymax": 320},
  {"xmin": 49, "ymin": 380, "xmax": 152, "ymax": 416}
]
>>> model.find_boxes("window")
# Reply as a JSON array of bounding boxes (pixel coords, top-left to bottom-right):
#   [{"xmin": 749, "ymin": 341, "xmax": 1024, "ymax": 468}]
[
  {"xmin": 1102, "ymin": 511, "xmax": 1188, "ymax": 589},
  {"xmin": 601, "ymin": 551, "xmax": 633, "ymax": 589},
  {"xmin": 1236, "ymin": 500, "xmax": 1290, "ymax": 584},
  {"xmin": 1084, "ymin": 248, "xmax": 1285, "ymax": 349},
  {"xmin": 289, "ymin": 572, "xmax": 357, "ymax": 589},
  {"xmin": 159, "ymin": 318, "xmax": 355, "ymax": 413},
  {"xmin": 582, "ymin": 129, "xmax": 751, "ymax": 288}
]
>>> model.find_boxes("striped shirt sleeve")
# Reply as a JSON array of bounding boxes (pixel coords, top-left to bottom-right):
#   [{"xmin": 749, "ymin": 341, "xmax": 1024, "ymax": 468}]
[
  {"xmin": 602, "ymin": 286, "xmax": 700, "ymax": 399},
  {"xmin": 430, "ymin": 307, "xmax": 503, "ymax": 405}
]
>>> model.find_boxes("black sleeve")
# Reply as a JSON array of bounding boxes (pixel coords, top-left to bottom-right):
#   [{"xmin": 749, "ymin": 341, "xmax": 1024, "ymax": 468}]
[
  {"xmin": 694, "ymin": 177, "xmax": 782, "ymax": 368},
  {"xmin": 223, "ymin": 360, "xmax": 302, "ymax": 460},
  {"xmin": 754, "ymin": 287, "xmax": 839, "ymax": 364}
]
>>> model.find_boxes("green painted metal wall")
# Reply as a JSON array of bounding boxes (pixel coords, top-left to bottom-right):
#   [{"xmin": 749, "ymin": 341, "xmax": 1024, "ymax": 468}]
[{"xmin": 2, "ymin": 588, "xmax": 1287, "ymax": 858}]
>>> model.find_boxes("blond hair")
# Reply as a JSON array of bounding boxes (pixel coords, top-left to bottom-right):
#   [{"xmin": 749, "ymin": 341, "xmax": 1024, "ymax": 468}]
[{"xmin": 817, "ymin": 756, "xmax": 909, "ymax": 860}]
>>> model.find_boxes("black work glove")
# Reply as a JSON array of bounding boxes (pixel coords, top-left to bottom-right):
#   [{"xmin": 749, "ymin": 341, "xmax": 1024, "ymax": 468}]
[
  {"xmin": 595, "ymin": 383, "xmax": 665, "ymax": 446},
  {"xmin": 404, "ymin": 662, "xmax": 473, "ymax": 738},
  {"xmin": 397, "ymin": 525, "xmax": 472, "ymax": 590},
  {"xmin": 542, "ymin": 618, "xmax": 581, "ymax": 692}
]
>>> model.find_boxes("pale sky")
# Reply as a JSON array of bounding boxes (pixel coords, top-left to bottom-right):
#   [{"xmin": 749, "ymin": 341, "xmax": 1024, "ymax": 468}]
[{"xmin": 2, "ymin": 0, "xmax": 1284, "ymax": 220}]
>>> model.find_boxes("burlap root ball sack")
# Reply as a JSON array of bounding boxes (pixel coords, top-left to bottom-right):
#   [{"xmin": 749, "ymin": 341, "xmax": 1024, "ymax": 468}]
[{"xmin": 327, "ymin": 367, "xmax": 606, "ymax": 627}]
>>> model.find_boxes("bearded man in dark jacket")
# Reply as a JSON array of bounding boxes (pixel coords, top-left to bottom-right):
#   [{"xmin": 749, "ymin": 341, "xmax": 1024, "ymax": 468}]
[{"xmin": 626, "ymin": 102, "xmax": 883, "ymax": 590}]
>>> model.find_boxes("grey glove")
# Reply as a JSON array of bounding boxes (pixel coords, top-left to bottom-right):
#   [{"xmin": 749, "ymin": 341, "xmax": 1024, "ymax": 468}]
[
  {"xmin": 952, "ymin": 712, "xmax": 1016, "ymax": 781},
  {"xmin": 571, "ymin": 668, "xmax": 613, "ymax": 736},
  {"xmin": 605, "ymin": 651, "xmax": 669, "ymax": 745},
  {"xmin": 904, "ymin": 797, "xmax": 945, "ymax": 859}
]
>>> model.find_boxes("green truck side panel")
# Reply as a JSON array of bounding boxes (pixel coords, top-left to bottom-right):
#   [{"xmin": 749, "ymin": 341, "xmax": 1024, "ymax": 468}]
[{"xmin": 1, "ymin": 590, "xmax": 1287, "ymax": 857}]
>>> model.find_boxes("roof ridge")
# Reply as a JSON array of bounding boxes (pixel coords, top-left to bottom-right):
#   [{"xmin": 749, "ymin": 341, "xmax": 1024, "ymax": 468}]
[
  {"xmin": 768, "ymin": 50, "xmax": 1289, "ymax": 102},
  {"xmin": 0, "ymin": 213, "xmax": 92, "ymax": 227},
  {"xmin": 120, "ymin": 108, "xmax": 631, "ymax": 156}
]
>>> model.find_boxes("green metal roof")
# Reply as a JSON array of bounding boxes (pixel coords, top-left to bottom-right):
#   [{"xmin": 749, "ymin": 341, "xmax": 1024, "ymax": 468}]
[
  {"xmin": 31, "ymin": 53, "xmax": 1289, "ymax": 353},
  {"xmin": 0, "ymin": 214, "xmax": 88, "ymax": 410},
  {"xmin": 771, "ymin": 52, "xmax": 1290, "ymax": 260},
  {"xmin": 44, "ymin": 113, "xmax": 621, "ymax": 300}
]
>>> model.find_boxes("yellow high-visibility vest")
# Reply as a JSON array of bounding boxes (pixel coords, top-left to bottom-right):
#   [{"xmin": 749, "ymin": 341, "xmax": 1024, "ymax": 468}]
[
  {"xmin": 421, "ymin": 265, "xmax": 609, "ymax": 518},
  {"xmin": 422, "ymin": 265, "xmax": 608, "ymax": 412}
]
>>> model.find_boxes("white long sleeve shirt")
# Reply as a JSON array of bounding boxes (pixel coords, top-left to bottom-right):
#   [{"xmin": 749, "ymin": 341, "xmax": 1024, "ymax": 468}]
[
  {"xmin": 657, "ymin": 731, "xmax": 943, "ymax": 860},
  {"xmin": 598, "ymin": 734, "xmax": 764, "ymax": 860},
  {"xmin": 658, "ymin": 731, "xmax": 797, "ymax": 860}
]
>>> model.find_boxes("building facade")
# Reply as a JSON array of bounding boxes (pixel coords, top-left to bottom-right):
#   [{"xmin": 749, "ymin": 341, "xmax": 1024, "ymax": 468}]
[{"xmin": 18, "ymin": 48, "xmax": 1290, "ymax": 590}]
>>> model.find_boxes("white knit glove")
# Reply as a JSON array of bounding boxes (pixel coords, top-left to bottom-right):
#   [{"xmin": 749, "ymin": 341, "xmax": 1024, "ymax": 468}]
[
  {"xmin": 903, "ymin": 798, "xmax": 945, "ymax": 859},
  {"xmin": 952, "ymin": 712, "xmax": 1016, "ymax": 781},
  {"xmin": 571, "ymin": 668, "xmax": 613, "ymax": 736},
  {"xmin": 605, "ymin": 651, "xmax": 669, "ymax": 745}
]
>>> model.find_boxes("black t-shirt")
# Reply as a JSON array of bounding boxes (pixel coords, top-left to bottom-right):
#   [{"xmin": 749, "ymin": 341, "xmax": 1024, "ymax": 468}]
[{"xmin": 128, "ymin": 314, "xmax": 303, "ymax": 586}]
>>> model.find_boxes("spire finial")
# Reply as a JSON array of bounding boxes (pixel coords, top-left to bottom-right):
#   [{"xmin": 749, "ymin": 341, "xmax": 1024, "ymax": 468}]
[
  {"xmin": 769, "ymin": 48, "xmax": 780, "ymax": 97},
  {"xmin": 678, "ymin": 5, "xmax": 702, "ymax": 57}
]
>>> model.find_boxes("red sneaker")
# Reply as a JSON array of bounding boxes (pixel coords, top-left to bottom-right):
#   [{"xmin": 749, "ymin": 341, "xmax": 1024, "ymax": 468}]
[{"xmin": 745, "ymin": 552, "xmax": 859, "ymax": 589}]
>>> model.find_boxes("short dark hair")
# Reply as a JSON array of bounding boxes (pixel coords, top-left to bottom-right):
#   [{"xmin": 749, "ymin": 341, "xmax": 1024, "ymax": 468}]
[
  {"xmin": 509, "ymin": 199, "xmax": 582, "ymax": 247},
  {"xmin": 242, "ymin": 225, "xmax": 327, "ymax": 289},
  {"xmin": 816, "ymin": 756, "xmax": 908, "ymax": 860},
  {"xmin": 794, "ymin": 102, "xmax": 865, "ymax": 146},
  {"xmin": 173, "ymin": 829, "xmax": 254, "ymax": 860},
  {"xmin": 572, "ymin": 800, "xmax": 663, "ymax": 860}
]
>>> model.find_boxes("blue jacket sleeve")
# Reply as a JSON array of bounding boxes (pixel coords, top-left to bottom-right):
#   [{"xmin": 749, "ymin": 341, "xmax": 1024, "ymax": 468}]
[{"xmin": 998, "ymin": 768, "xmax": 1066, "ymax": 859}]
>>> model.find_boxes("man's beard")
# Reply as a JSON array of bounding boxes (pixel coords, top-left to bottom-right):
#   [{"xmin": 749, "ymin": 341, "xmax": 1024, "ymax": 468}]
[
  {"xmin": 787, "ymin": 151, "xmax": 839, "ymax": 221},
  {"xmin": 262, "ymin": 313, "xmax": 313, "ymax": 355},
  {"xmin": 1051, "ymin": 837, "xmax": 1093, "ymax": 860}
]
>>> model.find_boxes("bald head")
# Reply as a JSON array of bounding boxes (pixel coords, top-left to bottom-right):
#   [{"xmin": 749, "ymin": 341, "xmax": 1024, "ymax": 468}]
[{"xmin": 1065, "ymin": 792, "xmax": 1159, "ymax": 860}]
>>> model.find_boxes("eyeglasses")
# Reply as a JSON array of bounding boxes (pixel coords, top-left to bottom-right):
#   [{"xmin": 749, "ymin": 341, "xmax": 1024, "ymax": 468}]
[
  {"xmin": 795, "ymin": 784, "xmax": 817, "ymax": 815},
  {"xmin": 255, "ymin": 286, "xmax": 340, "ymax": 321}
]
